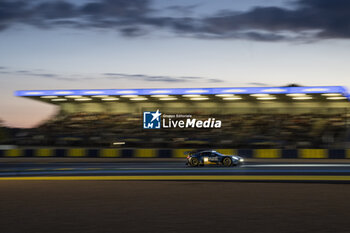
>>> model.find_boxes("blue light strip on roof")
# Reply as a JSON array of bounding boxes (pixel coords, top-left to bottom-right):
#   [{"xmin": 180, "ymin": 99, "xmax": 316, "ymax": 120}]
[{"xmin": 14, "ymin": 86, "xmax": 349, "ymax": 97}]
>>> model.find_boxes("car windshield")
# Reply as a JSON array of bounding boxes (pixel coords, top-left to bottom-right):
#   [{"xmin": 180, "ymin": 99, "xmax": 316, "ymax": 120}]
[
  {"xmin": 199, "ymin": 151, "xmax": 223, "ymax": 156},
  {"xmin": 213, "ymin": 152, "xmax": 223, "ymax": 156}
]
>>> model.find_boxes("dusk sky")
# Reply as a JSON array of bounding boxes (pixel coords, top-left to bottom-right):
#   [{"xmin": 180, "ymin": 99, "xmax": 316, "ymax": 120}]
[{"xmin": 1, "ymin": 0, "xmax": 350, "ymax": 127}]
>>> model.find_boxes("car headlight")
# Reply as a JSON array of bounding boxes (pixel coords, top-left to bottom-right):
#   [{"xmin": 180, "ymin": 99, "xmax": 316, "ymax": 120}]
[{"xmin": 239, "ymin": 158, "xmax": 244, "ymax": 162}]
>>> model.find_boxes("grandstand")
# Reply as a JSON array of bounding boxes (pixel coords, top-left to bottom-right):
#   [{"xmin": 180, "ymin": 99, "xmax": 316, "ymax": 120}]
[
  {"xmin": 15, "ymin": 86, "xmax": 350, "ymax": 114},
  {"xmin": 10, "ymin": 86, "xmax": 350, "ymax": 148}
]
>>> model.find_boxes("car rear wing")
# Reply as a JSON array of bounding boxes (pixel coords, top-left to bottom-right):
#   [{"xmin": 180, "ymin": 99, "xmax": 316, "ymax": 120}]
[
  {"xmin": 184, "ymin": 151, "xmax": 194, "ymax": 155},
  {"xmin": 184, "ymin": 149, "xmax": 207, "ymax": 155}
]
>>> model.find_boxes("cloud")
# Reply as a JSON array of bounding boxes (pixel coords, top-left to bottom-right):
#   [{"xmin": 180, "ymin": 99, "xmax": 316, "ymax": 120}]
[
  {"xmin": 165, "ymin": 4, "xmax": 199, "ymax": 16},
  {"xmin": 0, "ymin": 0, "xmax": 349, "ymax": 41},
  {"xmin": 200, "ymin": 0, "xmax": 350, "ymax": 40},
  {"xmin": 246, "ymin": 82, "xmax": 270, "ymax": 86},
  {"xmin": 14, "ymin": 70, "xmax": 58, "ymax": 77},
  {"xmin": 103, "ymin": 73, "xmax": 223, "ymax": 83},
  {"xmin": 0, "ymin": 68, "xmax": 224, "ymax": 83},
  {"xmin": 0, "ymin": 0, "xmax": 153, "ymax": 32},
  {"xmin": 0, "ymin": 68, "xmax": 76, "ymax": 81}
]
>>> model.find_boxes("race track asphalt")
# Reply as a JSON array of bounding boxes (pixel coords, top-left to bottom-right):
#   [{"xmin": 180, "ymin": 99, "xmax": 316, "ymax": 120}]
[
  {"xmin": 1, "ymin": 159, "xmax": 350, "ymax": 233},
  {"xmin": 1, "ymin": 160, "xmax": 350, "ymax": 181},
  {"xmin": 0, "ymin": 181, "xmax": 350, "ymax": 233}
]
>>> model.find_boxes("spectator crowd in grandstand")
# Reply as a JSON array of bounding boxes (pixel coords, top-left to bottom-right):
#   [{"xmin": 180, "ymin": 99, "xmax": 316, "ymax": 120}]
[{"xmin": 2, "ymin": 112, "xmax": 349, "ymax": 149}]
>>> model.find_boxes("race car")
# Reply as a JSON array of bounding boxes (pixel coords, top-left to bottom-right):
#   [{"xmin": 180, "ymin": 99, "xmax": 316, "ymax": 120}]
[{"xmin": 186, "ymin": 150, "xmax": 244, "ymax": 167}]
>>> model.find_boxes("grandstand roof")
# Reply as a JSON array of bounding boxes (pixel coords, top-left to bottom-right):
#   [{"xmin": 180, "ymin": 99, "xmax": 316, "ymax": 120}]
[{"xmin": 15, "ymin": 86, "xmax": 350, "ymax": 104}]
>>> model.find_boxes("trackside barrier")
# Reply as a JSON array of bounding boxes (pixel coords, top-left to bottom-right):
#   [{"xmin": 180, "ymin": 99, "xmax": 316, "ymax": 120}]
[
  {"xmin": 0, "ymin": 148, "xmax": 349, "ymax": 159},
  {"xmin": 100, "ymin": 149, "xmax": 120, "ymax": 158},
  {"xmin": 254, "ymin": 149, "xmax": 281, "ymax": 159}
]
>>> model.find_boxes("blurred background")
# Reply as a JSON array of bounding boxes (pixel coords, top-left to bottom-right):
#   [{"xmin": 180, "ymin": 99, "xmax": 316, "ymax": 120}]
[
  {"xmin": 1, "ymin": 0, "xmax": 350, "ymax": 150},
  {"xmin": 1, "ymin": 86, "xmax": 350, "ymax": 149},
  {"xmin": 2, "ymin": 3, "xmax": 350, "ymax": 233}
]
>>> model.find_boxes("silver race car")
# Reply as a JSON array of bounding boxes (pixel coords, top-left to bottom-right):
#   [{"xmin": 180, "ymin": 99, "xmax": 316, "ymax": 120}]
[{"xmin": 186, "ymin": 150, "xmax": 244, "ymax": 167}]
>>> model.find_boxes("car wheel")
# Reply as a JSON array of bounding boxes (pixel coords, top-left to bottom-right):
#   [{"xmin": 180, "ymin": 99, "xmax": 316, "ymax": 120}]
[
  {"xmin": 222, "ymin": 157, "xmax": 232, "ymax": 167},
  {"xmin": 190, "ymin": 158, "xmax": 200, "ymax": 167}
]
